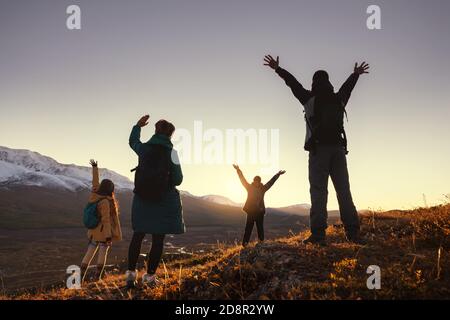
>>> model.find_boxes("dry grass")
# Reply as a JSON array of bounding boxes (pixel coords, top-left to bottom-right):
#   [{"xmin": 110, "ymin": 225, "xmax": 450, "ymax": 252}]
[{"xmin": 2, "ymin": 204, "xmax": 449, "ymax": 300}]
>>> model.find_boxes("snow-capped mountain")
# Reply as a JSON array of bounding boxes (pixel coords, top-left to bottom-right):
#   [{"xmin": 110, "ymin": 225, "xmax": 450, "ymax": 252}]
[
  {"xmin": 0, "ymin": 146, "xmax": 311, "ymax": 211},
  {"xmin": 178, "ymin": 191, "xmax": 241, "ymax": 207},
  {"xmin": 198, "ymin": 195, "xmax": 241, "ymax": 207},
  {"xmin": 0, "ymin": 146, "xmax": 133, "ymax": 191},
  {"xmin": 198, "ymin": 194, "xmax": 242, "ymax": 207},
  {"xmin": 270, "ymin": 203, "xmax": 311, "ymax": 216},
  {"xmin": 282, "ymin": 204, "xmax": 311, "ymax": 210},
  {"xmin": 0, "ymin": 146, "xmax": 244, "ymax": 206}
]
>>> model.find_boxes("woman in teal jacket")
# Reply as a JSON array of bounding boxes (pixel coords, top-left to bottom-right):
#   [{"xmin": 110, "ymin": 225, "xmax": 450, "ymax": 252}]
[{"xmin": 126, "ymin": 115, "xmax": 185, "ymax": 287}]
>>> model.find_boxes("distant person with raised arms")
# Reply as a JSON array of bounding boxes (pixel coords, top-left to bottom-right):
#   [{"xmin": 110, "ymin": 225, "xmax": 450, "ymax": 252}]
[
  {"xmin": 81, "ymin": 159, "xmax": 122, "ymax": 281},
  {"xmin": 126, "ymin": 115, "xmax": 185, "ymax": 288},
  {"xmin": 233, "ymin": 164, "xmax": 286, "ymax": 247},
  {"xmin": 264, "ymin": 54, "xmax": 369, "ymax": 245}
]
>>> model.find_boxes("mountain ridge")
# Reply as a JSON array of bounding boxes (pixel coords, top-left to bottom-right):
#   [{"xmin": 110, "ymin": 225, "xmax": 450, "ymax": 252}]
[
  {"xmin": 0, "ymin": 146, "xmax": 133, "ymax": 191},
  {"xmin": 0, "ymin": 145, "xmax": 310, "ymax": 211}
]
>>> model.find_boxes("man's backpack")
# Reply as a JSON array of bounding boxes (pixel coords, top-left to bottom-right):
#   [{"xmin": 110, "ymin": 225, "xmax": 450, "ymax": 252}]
[
  {"xmin": 306, "ymin": 94, "xmax": 348, "ymax": 153},
  {"xmin": 83, "ymin": 201, "xmax": 100, "ymax": 229},
  {"xmin": 133, "ymin": 144, "xmax": 171, "ymax": 202}
]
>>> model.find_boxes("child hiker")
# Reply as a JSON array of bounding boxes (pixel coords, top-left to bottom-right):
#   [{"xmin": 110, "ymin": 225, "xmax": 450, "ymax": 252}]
[
  {"xmin": 233, "ymin": 164, "xmax": 286, "ymax": 247},
  {"xmin": 81, "ymin": 159, "xmax": 122, "ymax": 281}
]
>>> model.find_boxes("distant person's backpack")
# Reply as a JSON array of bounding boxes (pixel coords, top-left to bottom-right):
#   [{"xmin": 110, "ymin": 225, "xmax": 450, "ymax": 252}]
[
  {"xmin": 243, "ymin": 185, "xmax": 265, "ymax": 216},
  {"xmin": 133, "ymin": 144, "xmax": 170, "ymax": 202},
  {"xmin": 83, "ymin": 201, "xmax": 100, "ymax": 229}
]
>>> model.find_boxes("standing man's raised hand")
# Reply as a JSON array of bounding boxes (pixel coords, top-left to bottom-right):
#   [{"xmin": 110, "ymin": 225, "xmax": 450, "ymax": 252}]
[
  {"xmin": 137, "ymin": 115, "xmax": 150, "ymax": 127},
  {"xmin": 354, "ymin": 62, "xmax": 370, "ymax": 75},
  {"xmin": 264, "ymin": 55, "xmax": 280, "ymax": 70},
  {"xmin": 89, "ymin": 159, "xmax": 98, "ymax": 167},
  {"xmin": 232, "ymin": 164, "xmax": 241, "ymax": 171},
  {"xmin": 277, "ymin": 170, "xmax": 286, "ymax": 176}
]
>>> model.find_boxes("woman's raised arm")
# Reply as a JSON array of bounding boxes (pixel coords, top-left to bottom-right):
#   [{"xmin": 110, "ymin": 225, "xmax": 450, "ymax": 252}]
[{"xmin": 129, "ymin": 115, "xmax": 150, "ymax": 156}]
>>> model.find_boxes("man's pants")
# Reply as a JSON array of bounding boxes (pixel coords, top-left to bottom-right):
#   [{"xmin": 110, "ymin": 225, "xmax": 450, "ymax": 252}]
[
  {"xmin": 242, "ymin": 214, "xmax": 264, "ymax": 245},
  {"xmin": 308, "ymin": 145, "xmax": 360, "ymax": 238}
]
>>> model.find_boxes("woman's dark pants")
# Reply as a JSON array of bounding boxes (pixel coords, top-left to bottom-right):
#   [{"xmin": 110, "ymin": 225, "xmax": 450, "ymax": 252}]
[{"xmin": 128, "ymin": 232, "xmax": 165, "ymax": 275}]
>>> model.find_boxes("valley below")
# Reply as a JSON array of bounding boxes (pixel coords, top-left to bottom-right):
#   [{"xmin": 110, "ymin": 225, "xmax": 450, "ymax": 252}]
[
  {"xmin": 0, "ymin": 221, "xmax": 313, "ymax": 293},
  {"xmin": 0, "ymin": 187, "xmax": 317, "ymax": 294}
]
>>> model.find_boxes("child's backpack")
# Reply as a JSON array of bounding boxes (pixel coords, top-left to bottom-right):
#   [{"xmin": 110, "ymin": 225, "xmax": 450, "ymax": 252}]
[{"xmin": 83, "ymin": 201, "xmax": 100, "ymax": 229}]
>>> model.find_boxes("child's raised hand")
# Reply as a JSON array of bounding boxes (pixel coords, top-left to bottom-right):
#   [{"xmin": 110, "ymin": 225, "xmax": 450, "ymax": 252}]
[
  {"xmin": 278, "ymin": 170, "xmax": 286, "ymax": 175},
  {"xmin": 233, "ymin": 164, "xmax": 240, "ymax": 171},
  {"xmin": 89, "ymin": 159, "xmax": 98, "ymax": 167}
]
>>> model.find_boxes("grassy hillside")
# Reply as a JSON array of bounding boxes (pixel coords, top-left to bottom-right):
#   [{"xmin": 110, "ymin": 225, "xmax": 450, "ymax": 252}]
[
  {"xmin": 2, "ymin": 204, "xmax": 449, "ymax": 300},
  {"xmin": 0, "ymin": 186, "xmax": 311, "ymax": 229},
  {"xmin": 0, "ymin": 186, "xmax": 313, "ymax": 293}
]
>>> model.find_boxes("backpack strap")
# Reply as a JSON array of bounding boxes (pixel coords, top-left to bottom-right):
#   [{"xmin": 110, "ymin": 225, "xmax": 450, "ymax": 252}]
[
  {"xmin": 342, "ymin": 129, "xmax": 349, "ymax": 155},
  {"xmin": 303, "ymin": 109, "xmax": 314, "ymax": 133},
  {"xmin": 303, "ymin": 109, "xmax": 317, "ymax": 154},
  {"xmin": 343, "ymin": 106, "xmax": 349, "ymax": 154}
]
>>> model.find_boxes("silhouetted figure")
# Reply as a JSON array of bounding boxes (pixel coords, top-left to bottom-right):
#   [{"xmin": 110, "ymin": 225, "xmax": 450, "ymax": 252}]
[
  {"xmin": 233, "ymin": 164, "xmax": 286, "ymax": 246},
  {"xmin": 264, "ymin": 55, "xmax": 369, "ymax": 245},
  {"xmin": 81, "ymin": 159, "xmax": 122, "ymax": 281},
  {"xmin": 126, "ymin": 115, "xmax": 185, "ymax": 288}
]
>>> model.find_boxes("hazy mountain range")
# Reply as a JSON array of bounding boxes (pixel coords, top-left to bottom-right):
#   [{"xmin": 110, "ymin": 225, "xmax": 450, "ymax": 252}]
[{"xmin": 0, "ymin": 146, "xmax": 315, "ymax": 230}]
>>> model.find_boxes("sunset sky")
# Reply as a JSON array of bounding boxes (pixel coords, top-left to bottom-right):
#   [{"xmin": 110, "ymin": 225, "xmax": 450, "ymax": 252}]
[{"xmin": 1, "ymin": 0, "xmax": 449, "ymax": 210}]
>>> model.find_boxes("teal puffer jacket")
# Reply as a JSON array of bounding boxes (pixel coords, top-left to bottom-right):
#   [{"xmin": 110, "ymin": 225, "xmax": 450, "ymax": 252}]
[{"xmin": 129, "ymin": 125, "xmax": 185, "ymax": 234}]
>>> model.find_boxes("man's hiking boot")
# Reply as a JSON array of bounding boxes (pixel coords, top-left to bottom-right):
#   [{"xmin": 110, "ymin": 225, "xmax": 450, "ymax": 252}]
[
  {"xmin": 346, "ymin": 233, "xmax": 367, "ymax": 245},
  {"xmin": 125, "ymin": 270, "xmax": 138, "ymax": 288},
  {"xmin": 255, "ymin": 241, "xmax": 265, "ymax": 248},
  {"xmin": 302, "ymin": 235, "xmax": 327, "ymax": 247},
  {"xmin": 142, "ymin": 273, "xmax": 160, "ymax": 287}
]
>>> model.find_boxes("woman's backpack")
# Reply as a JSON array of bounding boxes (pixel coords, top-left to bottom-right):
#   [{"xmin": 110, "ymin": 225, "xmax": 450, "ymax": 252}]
[{"xmin": 133, "ymin": 144, "xmax": 170, "ymax": 202}]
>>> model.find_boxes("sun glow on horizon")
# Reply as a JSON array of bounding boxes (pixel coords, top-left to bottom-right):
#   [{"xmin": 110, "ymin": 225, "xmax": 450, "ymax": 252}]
[{"xmin": 0, "ymin": 1, "xmax": 449, "ymax": 211}]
